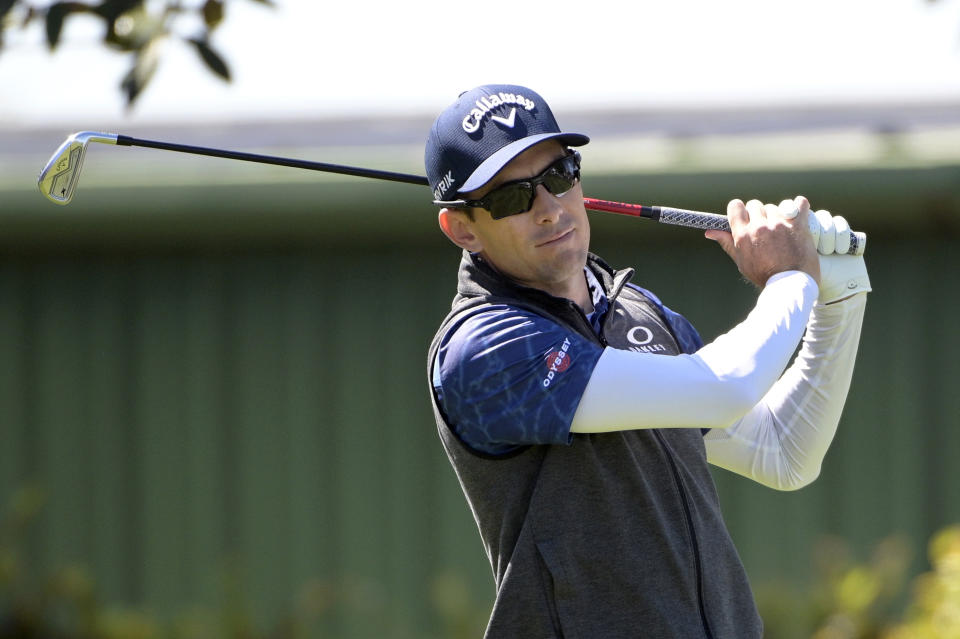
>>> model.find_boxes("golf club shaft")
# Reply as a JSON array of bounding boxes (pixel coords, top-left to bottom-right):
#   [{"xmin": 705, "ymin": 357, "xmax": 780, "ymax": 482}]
[
  {"xmin": 38, "ymin": 132, "xmax": 865, "ymax": 254},
  {"xmin": 114, "ymin": 137, "xmax": 722, "ymax": 228},
  {"xmin": 117, "ymin": 134, "xmax": 431, "ymax": 186}
]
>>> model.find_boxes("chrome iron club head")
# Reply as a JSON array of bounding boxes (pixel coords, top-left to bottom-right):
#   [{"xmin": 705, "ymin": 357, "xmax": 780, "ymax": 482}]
[{"xmin": 37, "ymin": 132, "xmax": 119, "ymax": 205}]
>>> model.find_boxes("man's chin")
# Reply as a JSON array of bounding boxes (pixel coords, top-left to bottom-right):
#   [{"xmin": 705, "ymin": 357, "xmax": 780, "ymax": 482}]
[{"xmin": 542, "ymin": 247, "xmax": 589, "ymax": 280}]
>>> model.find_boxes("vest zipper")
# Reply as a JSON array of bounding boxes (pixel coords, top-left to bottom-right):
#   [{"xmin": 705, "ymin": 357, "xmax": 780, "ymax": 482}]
[
  {"xmin": 653, "ymin": 430, "xmax": 715, "ymax": 639},
  {"xmin": 568, "ymin": 301, "xmax": 607, "ymax": 347},
  {"xmin": 596, "ymin": 273, "xmax": 712, "ymax": 634}
]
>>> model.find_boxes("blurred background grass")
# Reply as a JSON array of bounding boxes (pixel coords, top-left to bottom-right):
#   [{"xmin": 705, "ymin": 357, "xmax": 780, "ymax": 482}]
[{"xmin": 2, "ymin": 486, "xmax": 960, "ymax": 638}]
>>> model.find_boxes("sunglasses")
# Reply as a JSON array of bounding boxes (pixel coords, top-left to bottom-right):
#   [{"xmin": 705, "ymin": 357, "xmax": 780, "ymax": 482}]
[{"xmin": 434, "ymin": 151, "xmax": 581, "ymax": 220}]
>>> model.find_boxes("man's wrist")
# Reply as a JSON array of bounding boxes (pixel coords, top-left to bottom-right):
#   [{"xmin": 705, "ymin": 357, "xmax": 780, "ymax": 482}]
[{"xmin": 765, "ymin": 270, "xmax": 819, "ymax": 294}]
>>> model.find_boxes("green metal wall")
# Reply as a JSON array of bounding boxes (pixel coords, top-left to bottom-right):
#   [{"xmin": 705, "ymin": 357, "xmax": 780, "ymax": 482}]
[
  {"xmin": 1, "ymin": 210, "xmax": 959, "ymax": 636},
  {"xmin": 0, "ymin": 244, "xmax": 489, "ymax": 637}
]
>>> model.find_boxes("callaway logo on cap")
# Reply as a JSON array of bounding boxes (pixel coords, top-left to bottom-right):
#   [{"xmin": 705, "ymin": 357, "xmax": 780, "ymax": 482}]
[{"xmin": 425, "ymin": 84, "xmax": 589, "ymax": 203}]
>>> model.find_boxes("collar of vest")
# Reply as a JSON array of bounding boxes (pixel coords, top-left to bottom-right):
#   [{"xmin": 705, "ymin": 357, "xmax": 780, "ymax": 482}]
[{"xmin": 454, "ymin": 250, "xmax": 635, "ymax": 306}]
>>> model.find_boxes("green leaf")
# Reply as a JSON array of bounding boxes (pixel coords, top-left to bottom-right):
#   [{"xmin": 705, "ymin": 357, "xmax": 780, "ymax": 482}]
[
  {"xmin": 93, "ymin": 0, "xmax": 143, "ymax": 21},
  {"xmin": 45, "ymin": 2, "xmax": 91, "ymax": 49},
  {"xmin": 188, "ymin": 37, "xmax": 231, "ymax": 81},
  {"xmin": 20, "ymin": 6, "xmax": 41, "ymax": 29},
  {"xmin": 202, "ymin": 0, "xmax": 223, "ymax": 28},
  {"xmin": 45, "ymin": 3, "xmax": 69, "ymax": 48},
  {"xmin": 0, "ymin": 0, "xmax": 16, "ymax": 51},
  {"xmin": 121, "ymin": 67, "xmax": 142, "ymax": 105},
  {"xmin": 120, "ymin": 39, "xmax": 158, "ymax": 107},
  {"xmin": 0, "ymin": 0, "xmax": 16, "ymax": 21}
]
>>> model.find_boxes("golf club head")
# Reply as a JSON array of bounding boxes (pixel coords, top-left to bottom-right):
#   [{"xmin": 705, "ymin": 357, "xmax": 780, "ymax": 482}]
[{"xmin": 37, "ymin": 132, "xmax": 118, "ymax": 205}]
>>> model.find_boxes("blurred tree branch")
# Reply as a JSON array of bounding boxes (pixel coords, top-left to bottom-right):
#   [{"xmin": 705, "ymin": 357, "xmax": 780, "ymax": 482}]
[{"xmin": 0, "ymin": 0, "xmax": 273, "ymax": 108}]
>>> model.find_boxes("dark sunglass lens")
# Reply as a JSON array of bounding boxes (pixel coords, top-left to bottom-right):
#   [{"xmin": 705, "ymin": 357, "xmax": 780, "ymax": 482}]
[
  {"xmin": 487, "ymin": 184, "xmax": 534, "ymax": 219},
  {"xmin": 542, "ymin": 168, "xmax": 577, "ymax": 195}
]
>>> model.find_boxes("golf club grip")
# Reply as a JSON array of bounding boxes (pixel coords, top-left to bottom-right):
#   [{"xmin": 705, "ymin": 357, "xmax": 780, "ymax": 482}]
[{"xmin": 583, "ymin": 198, "xmax": 865, "ymax": 255}]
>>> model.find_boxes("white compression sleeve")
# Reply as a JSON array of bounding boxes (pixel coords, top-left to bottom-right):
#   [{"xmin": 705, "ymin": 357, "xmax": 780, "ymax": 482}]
[
  {"xmin": 703, "ymin": 293, "xmax": 867, "ymax": 490},
  {"xmin": 570, "ymin": 271, "xmax": 818, "ymax": 433}
]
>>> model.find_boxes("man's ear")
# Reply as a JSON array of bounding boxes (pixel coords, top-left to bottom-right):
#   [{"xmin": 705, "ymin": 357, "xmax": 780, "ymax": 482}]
[{"xmin": 438, "ymin": 209, "xmax": 483, "ymax": 252}]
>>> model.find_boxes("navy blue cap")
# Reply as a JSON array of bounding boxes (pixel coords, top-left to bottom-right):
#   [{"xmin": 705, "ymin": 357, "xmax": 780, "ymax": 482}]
[{"xmin": 425, "ymin": 84, "xmax": 589, "ymax": 203}]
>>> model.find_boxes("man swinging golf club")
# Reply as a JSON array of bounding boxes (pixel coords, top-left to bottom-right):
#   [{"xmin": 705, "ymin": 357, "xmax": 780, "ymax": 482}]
[{"xmin": 426, "ymin": 84, "xmax": 870, "ymax": 638}]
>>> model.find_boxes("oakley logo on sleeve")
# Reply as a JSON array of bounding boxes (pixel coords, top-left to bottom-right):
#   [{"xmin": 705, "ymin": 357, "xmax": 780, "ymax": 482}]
[
  {"xmin": 626, "ymin": 325, "xmax": 669, "ymax": 353},
  {"xmin": 627, "ymin": 326, "xmax": 653, "ymax": 346},
  {"xmin": 542, "ymin": 338, "xmax": 572, "ymax": 388}
]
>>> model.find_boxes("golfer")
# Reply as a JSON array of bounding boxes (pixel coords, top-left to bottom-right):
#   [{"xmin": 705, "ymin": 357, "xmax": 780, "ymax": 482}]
[{"xmin": 425, "ymin": 84, "xmax": 870, "ymax": 638}]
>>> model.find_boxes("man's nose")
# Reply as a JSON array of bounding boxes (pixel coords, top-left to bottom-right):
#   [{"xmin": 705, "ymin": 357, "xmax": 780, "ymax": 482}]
[{"xmin": 532, "ymin": 184, "xmax": 563, "ymax": 223}]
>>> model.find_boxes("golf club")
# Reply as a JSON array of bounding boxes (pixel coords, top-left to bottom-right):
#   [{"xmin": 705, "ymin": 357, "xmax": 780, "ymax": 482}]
[{"xmin": 37, "ymin": 131, "xmax": 865, "ymax": 255}]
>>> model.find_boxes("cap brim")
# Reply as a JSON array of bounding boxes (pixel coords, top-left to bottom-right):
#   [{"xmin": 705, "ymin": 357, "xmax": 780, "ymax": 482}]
[{"xmin": 458, "ymin": 132, "xmax": 590, "ymax": 195}]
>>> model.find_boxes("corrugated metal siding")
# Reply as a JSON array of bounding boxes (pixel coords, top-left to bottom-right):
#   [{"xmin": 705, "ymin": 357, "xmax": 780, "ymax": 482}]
[
  {"xmin": 0, "ymin": 248, "xmax": 483, "ymax": 637},
  {"xmin": 1, "ymin": 235, "xmax": 958, "ymax": 636}
]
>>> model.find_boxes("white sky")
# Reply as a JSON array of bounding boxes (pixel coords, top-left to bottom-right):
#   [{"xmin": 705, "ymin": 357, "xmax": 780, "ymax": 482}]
[{"xmin": 1, "ymin": 0, "xmax": 960, "ymax": 128}]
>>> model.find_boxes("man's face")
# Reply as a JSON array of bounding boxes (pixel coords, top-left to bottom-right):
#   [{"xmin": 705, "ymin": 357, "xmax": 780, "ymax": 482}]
[{"xmin": 458, "ymin": 141, "xmax": 591, "ymax": 297}]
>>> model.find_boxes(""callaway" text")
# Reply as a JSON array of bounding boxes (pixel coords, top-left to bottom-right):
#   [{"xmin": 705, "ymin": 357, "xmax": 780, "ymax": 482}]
[{"xmin": 462, "ymin": 93, "xmax": 536, "ymax": 133}]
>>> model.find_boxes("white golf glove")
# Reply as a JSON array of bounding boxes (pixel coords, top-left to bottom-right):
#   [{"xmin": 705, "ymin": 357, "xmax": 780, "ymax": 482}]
[
  {"xmin": 809, "ymin": 207, "xmax": 871, "ymax": 304},
  {"xmin": 818, "ymin": 252, "xmax": 871, "ymax": 303},
  {"xmin": 776, "ymin": 199, "xmax": 871, "ymax": 304},
  {"xmin": 777, "ymin": 197, "xmax": 859, "ymax": 256},
  {"xmin": 811, "ymin": 208, "xmax": 852, "ymax": 256}
]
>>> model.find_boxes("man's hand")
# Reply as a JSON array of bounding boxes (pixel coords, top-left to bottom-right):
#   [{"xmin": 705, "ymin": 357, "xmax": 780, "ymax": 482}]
[
  {"xmin": 810, "ymin": 208, "xmax": 853, "ymax": 255},
  {"xmin": 705, "ymin": 195, "xmax": 820, "ymax": 288},
  {"xmin": 810, "ymin": 206, "xmax": 872, "ymax": 303}
]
